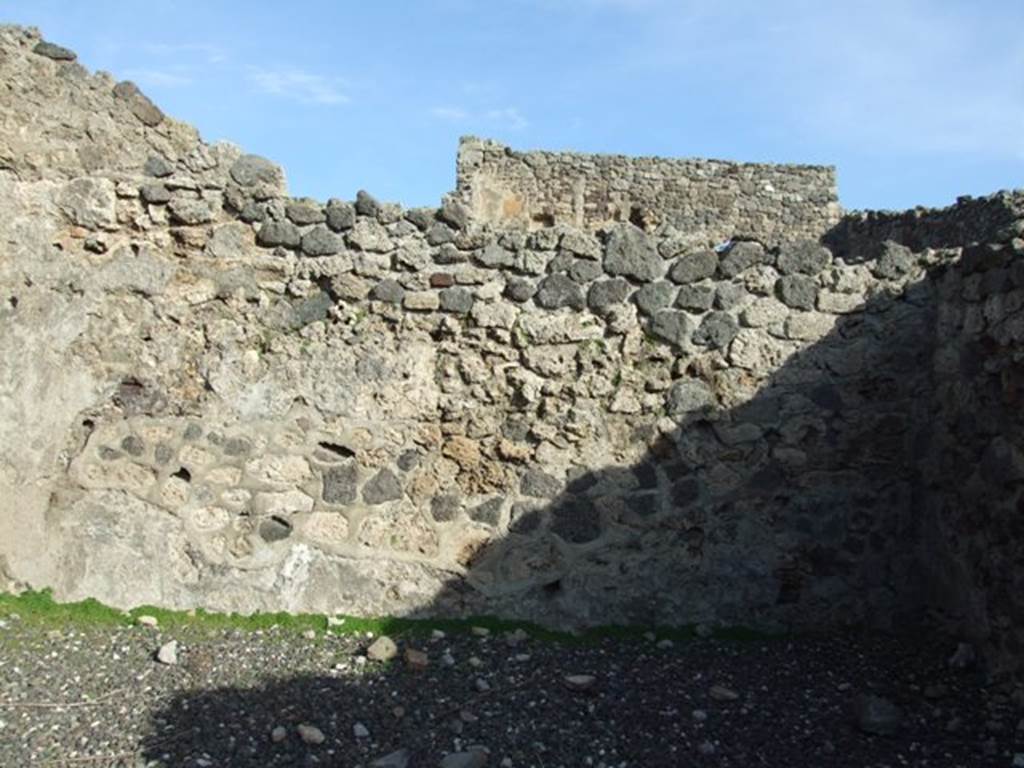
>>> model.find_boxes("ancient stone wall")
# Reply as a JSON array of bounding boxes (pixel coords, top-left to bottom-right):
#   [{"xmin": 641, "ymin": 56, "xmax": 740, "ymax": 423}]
[
  {"xmin": 454, "ymin": 136, "xmax": 841, "ymax": 245},
  {"xmin": 3, "ymin": 26, "xmax": 1024, "ymax": 670}
]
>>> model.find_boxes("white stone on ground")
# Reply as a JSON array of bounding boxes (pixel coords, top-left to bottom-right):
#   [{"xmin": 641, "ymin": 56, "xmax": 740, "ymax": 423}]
[
  {"xmin": 156, "ymin": 640, "xmax": 178, "ymax": 665},
  {"xmin": 297, "ymin": 723, "xmax": 325, "ymax": 745}
]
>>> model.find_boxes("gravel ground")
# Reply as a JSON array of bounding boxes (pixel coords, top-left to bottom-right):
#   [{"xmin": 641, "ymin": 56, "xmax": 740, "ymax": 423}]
[{"xmin": 1, "ymin": 614, "xmax": 1022, "ymax": 768}]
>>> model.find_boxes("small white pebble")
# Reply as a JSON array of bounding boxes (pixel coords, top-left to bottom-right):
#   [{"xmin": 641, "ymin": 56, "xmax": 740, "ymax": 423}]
[{"xmin": 296, "ymin": 723, "xmax": 325, "ymax": 745}]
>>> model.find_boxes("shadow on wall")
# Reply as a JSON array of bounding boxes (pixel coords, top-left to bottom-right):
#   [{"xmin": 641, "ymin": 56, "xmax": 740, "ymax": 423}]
[
  {"xmin": 440, "ymin": 257, "xmax": 937, "ymax": 634},
  {"xmin": 136, "ymin": 208, "xmax": 1024, "ymax": 768},
  {"xmin": 413, "ymin": 199, "xmax": 1023, "ymax": 651}
]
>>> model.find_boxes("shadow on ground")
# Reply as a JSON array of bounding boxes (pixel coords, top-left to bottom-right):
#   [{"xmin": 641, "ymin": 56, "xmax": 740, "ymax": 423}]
[{"xmin": 140, "ymin": 203, "xmax": 1022, "ymax": 766}]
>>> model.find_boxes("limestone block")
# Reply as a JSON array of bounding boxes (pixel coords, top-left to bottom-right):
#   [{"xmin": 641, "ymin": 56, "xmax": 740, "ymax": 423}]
[{"xmin": 245, "ymin": 454, "xmax": 313, "ymax": 488}]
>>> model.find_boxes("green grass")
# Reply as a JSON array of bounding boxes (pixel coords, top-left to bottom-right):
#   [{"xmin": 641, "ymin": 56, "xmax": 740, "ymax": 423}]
[{"xmin": 0, "ymin": 589, "xmax": 781, "ymax": 645}]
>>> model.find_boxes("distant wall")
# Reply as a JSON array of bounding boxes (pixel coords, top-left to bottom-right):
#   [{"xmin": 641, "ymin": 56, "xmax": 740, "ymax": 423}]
[{"xmin": 455, "ymin": 137, "xmax": 841, "ymax": 246}]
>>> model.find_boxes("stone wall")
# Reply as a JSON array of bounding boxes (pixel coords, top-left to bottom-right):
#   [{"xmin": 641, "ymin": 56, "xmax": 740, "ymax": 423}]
[
  {"xmin": 915, "ymin": 196, "xmax": 1024, "ymax": 675},
  {"xmin": 454, "ymin": 136, "xmax": 841, "ymax": 245},
  {"xmin": 3, "ymin": 25, "xmax": 1024, "ymax": 670}
]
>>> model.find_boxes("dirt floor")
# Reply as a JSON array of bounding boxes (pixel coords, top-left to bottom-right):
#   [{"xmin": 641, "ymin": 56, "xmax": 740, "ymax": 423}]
[{"xmin": 1, "ymin": 612, "xmax": 1022, "ymax": 767}]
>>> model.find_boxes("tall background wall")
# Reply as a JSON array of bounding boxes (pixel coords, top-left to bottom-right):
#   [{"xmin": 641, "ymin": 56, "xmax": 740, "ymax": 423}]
[
  {"xmin": 455, "ymin": 136, "xmax": 841, "ymax": 245},
  {"xmin": 3, "ymin": 26, "xmax": 1024, "ymax": 674}
]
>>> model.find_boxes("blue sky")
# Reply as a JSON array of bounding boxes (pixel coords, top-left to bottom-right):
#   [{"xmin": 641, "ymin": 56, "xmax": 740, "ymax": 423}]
[{"xmin": 4, "ymin": 0, "xmax": 1021, "ymax": 211}]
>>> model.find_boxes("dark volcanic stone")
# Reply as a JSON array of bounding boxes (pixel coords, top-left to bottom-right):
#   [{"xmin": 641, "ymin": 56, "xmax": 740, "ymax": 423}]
[
  {"xmin": 550, "ymin": 499, "xmax": 602, "ymax": 543},
  {"xmin": 718, "ymin": 241, "xmax": 766, "ymax": 277},
  {"xmin": 776, "ymin": 274, "xmax": 818, "ymax": 310},
  {"xmin": 355, "ymin": 190, "xmax": 380, "ymax": 217},
  {"xmin": 33, "ymin": 41, "xmax": 77, "ymax": 61},
  {"xmin": 535, "ymin": 274, "xmax": 584, "ymax": 310},
  {"xmin": 568, "ymin": 258, "xmax": 603, "ymax": 284},
  {"xmin": 675, "ymin": 284, "xmax": 715, "ymax": 312},
  {"xmin": 257, "ymin": 221, "xmax": 301, "ymax": 249},
  {"xmin": 427, "ymin": 223, "xmax": 457, "ymax": 246},
  {"xmin": 112, "ymin": 81, "xmax": 164, "ymax": 127},
  {"xmin": 669, "ymin": 250, "xmax": 717, "ymax": 284},
  {"xmin": 120, "ymin": 435, "xmax": 145, "ymax": 457},
  {"xmin": 259, "ymin": 516, "xmax": 292, "ymax": 543},
  {"xmin": 286, "ymin": 199, "xmax": 326, "ymax": 226},
  {"xmin": 323, "ymin": 462, "xmax": 358, "ymax": 505},
  {"xmin": 405, "ymin": 207, "xmax": 436, "ymax": 231},
  {"xmin": 508, "ymin": 503, "xmax": 542, "ymax": 535},
  {"xmin": 301, "ymin": 226, "xmax": 342, "ymax": 257},
  {"xmin": 396, "ymin": 450, "xmax": 421, "ymax": 472},
  {"xmin": 520, "ymin": 469, "xmax": 561, "ymax": 498},
  {"xmin": 230, "ymin": 155, "xmax": 280, "ymax": 188},
  {"xmin": 325, "ymin": 200, "xmax": 356, "ymax": 231},
  {"xmin": 778, "ymin": 240, "xmax": 831, "ymax": 275},
  {"xmin": 587, "ymin": 278, "xmax": 632, "ymax": 314},
  {"xmin": 604, "ymin": 224, "xmax": 662, "ymax": 281},
  {"xmin": 439, "ymin": 199, "xmax": 470, "ymax": 230},
  {"xmin": 430, "ymin": 494, "xmax": 462, "ymax": 523},
  {"xmin": 371, "ymin": 279, "xmax": 405, "ymax": 305},
  {"xmin": 505, "ymin": 277, "xmax": 536, "ymax": 303},
  {"xmin": 714, "ymin": 283, "xmax": 747, "ymax": 310},
  {"xmin": 154, "ymin": 443, "xmax": 174, "ymax": 465},
  {"xmin": 140, "ymin": 184, "xmax": 171, "ymax": 205},
  {"xmin": 633, "ymin": 281, "xmax": 676, "ymax": 315},
  {"xmin": 649, "ymin": 310, "xmax": 693, "ymax": 347},
  {"xmin": 470, "ymin": 497, "xmax": 504, "ymax": 526},
  {"xmin": 873, "ymin": 242, "xmax": 915, "ymax": 279},
  {"xmin": 144, "ymin": 156, "xmax": 174, "ymax": 178},
  {"xmin": 439, "ymin": 287, "xmax": 474, "ymax": 314},
  {"xmin": 476, "ymin": 243, "xmax": 516, "ymax": 268},
  {"xmin": 363, "ymin": 468, "xmax": 403, "ymax": 505},
  {"xmin": 693, "ymin": 311, "xmax": 739, "ymax": 349}
]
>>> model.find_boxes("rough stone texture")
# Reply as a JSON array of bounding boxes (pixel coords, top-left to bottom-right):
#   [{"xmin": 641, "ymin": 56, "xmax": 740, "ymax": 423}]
[
  {"xmin": 2, "ymin": 26, "xmax": 1024, "ymax": 673},
  {"xmin": 604, "ymin": 224, "xmax": 662, "ymax": 281},
  {"xmin": 455, "ymin": 136, "xmax": 841, "ymax": 245}
]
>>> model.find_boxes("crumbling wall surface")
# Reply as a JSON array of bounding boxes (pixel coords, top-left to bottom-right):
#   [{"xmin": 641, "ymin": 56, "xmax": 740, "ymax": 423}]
[
  {"xmin": 455, "ymin": 136, "xmax": 841, "ymax": 245},
  {"xmin": 3, "ymin": 26, "xmax": 1024, "ymax": 650},
  {"xmin": 914, "ymin": 196, "xmax": 1024, "ymax": 675}
]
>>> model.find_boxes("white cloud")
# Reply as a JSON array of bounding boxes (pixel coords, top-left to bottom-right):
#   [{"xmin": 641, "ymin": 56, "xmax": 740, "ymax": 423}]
[
  {"xmin": 249, "ymin": 68, "xmax": 350, "ymax": 106},
  {"xmin": 431, "ymin": 106, "xmax": 470, "ymax": 121},
  {"xmin": 121, "ymin": 68, "xmax": 192, "ymax": 88},
  {"xmin": 599, "ymin": 0, "xmax": 1024, "ymax": 160},
  {"xmin": 430, "ymin": 105, "xmax": 529, "ymax": 131},
  {"xmin": 484, "ymin": 107, "xmax": 529, "ymax": 131}
]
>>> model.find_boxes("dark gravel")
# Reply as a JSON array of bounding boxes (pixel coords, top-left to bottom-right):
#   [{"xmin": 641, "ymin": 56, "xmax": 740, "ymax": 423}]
[{"xmin": 1, "ymin": 615, "xmax": 1023, "ymax": 767}]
